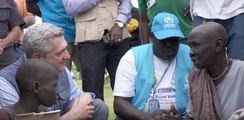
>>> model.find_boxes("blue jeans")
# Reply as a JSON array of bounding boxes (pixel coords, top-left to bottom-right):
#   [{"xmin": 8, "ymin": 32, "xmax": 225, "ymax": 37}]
[{"xmin": 194, "ymin": 13, "xmax": 244, "ymax": 60}]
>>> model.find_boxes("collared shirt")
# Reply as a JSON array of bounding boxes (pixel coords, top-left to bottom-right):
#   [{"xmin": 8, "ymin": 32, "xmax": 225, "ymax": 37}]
[
  {"xmin": 0, "ymin": 55, "xmax": 81, "ymax": 115},
  {"xmin": 62, "ymin": 0, "xmax": 132, "ymax": 24}
]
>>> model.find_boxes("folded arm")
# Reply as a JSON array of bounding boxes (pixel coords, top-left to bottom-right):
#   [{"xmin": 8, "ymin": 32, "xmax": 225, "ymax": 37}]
[{"xmin": 0, "ymin": 26, "xmax": 21, "ymax": 56}]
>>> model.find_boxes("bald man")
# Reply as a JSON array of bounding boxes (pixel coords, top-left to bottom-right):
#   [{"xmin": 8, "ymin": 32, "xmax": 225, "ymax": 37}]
[{"xmin": 187, "ymin": 22, "xmax": 244, "ymax": 120}]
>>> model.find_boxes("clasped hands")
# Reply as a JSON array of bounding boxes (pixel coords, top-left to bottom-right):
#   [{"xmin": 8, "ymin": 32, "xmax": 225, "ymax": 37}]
[
  {"xmin": 69, "ymin": 93, "xmax": 95, "ymax": 120},
  {"xmin": 149, "ymin": 105, "xmax": 182, "ymax": 120}
]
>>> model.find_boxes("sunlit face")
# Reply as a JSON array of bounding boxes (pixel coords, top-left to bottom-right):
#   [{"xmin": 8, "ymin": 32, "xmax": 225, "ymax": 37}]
[
  {"xmin": 38, "ymin": 73, "xmax": 58, "ymax": 107},
  {"xmin": 152, "ymin": 36, "xmax": 179, "ymax": 60},
  {"xmin": 42, "ymin": 36, "xmax": 70, "ymax": 72},
  {"xmin": 188, "ymin": 30, "xmax": 216, "ymax": 69}
]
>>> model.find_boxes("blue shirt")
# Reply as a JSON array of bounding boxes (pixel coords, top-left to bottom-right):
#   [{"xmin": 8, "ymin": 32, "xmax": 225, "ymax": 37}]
[
  {"xmin": 62, "ymin": 0, "xmax": 132, "ymax": 24},
  {"xmin": 0, "ymin": 55, "xmax": 81, "ymax": 115},
  {"xmin": 38, "ymin": 0, "xmax": 76, "ymax": 43}
]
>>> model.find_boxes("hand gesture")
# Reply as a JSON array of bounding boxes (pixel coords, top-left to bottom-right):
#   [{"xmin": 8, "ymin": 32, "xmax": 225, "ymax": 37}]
[
  {"xmin": 68, "ymin": 93, "xmax": 95, "ymax": 120},
  {"xmin": 149, "ymin": 105, "xmax": 183, "ymax": 120},
  {"xmin": 109, "ymin": 23, "xmax": 123, "ymax": 45}
]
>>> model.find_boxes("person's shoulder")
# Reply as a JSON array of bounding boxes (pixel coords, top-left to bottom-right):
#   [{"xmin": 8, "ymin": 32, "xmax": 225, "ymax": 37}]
[
  {"xmin": 229, "ymin": 59, "xmax": 244, "ymax": 75},
  {"xmin": 0, "ymin": 55, "xmax": 25, "ymax": 89},
  {"xmin": 232, "ymin": 59, "xmax": 244, "ymax": 68},
  {"xmin": 120, "ymin": 49, "xmax": 134, "ymax": 62},
  {"xmin": 232, "ymin": 59, "xmax": 244, "ymax": 65},
  {"xmin": 131, "ymin": 43, "xmax": 152, "ymax": 58},
  {"xmin": 0, "ymin": 56, "xmax": 24, "ymax": 78}
]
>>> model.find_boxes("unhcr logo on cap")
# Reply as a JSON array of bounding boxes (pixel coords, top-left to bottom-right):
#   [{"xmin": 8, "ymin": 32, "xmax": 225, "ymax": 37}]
[
  {"xmin": 164, "ymin": 17, "xmax": 176, "ymax": 29},
  {"xmin": 164, "ymin": 17, "xmax": 174, "ymax": 23},
  {"xmin": 151, "ymin": 12, "xmax": 184, "ymax": 40}
]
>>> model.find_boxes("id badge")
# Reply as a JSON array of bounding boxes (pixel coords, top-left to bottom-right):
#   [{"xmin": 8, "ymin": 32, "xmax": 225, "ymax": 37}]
[
  {"xmin": 148, "ymin": 98, "xmax": 160, "ymax": 113},
  {"xmin": 147, "ymin": 0, "xmax": 156, "ymax": 10}
]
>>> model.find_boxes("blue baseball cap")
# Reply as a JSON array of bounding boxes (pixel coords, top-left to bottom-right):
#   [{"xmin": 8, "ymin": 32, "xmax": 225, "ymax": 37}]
[{"xmin": 151, "ymin": 12, "xmax": 184, "ymax": 40}]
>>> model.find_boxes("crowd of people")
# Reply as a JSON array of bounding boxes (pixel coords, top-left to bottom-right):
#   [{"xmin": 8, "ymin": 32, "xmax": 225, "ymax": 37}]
[{"xmin": 0, "ymin": 0, "xmax": 244, "ymax": 120}]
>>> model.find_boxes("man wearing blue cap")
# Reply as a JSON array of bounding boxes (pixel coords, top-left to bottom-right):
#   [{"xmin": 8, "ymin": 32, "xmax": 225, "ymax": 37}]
[{"xmin": 113, "ymin": 12, "xmax": 192, "ymax": 119}]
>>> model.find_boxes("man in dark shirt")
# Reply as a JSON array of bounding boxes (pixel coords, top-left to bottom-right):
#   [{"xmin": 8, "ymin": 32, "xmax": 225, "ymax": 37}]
[{"xmin": 0, "ymin": 0, "xmax": 25, "ymax": 69}]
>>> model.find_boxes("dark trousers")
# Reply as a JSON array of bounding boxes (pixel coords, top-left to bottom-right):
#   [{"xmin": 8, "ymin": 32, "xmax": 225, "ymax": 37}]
[{"xmin": 77, "ymin": 39, "xmax": 130, "ymax": 100}]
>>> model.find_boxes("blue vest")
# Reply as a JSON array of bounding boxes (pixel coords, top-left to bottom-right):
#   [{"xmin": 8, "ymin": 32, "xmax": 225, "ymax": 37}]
[
  {"xmin": 131, "ymin": 43, "xmax": 192, "ymax": 115},
  {"xmin": 38, "ymin": 0, "xmax": 76, "ymax": 43},
  {"xmin": 0, "ymin": 55, "xmax": 71, "ymax": 115}
]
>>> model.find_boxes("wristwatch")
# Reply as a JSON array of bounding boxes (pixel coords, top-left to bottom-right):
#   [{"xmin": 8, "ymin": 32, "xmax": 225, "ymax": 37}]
[{"xmin": 116, "ymin": 21, "xmax": 124, "ymax": 28}]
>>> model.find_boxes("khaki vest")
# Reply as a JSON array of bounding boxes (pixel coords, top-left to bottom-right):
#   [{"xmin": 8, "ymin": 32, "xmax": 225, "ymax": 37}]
[{"xmin": 75, "ymin": 0, "xmax": 131, "ymax": 43}]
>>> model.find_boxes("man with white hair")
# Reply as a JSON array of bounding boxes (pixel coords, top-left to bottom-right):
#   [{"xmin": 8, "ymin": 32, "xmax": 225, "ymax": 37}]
[{"xmin": 0, "ymin": 23, "xmax": 108, "ymax": 120}]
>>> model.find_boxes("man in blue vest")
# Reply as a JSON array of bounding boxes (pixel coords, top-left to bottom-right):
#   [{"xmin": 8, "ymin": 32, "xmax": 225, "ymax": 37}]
[
  {"xmin": 0, "ymin": 23, "xmax": 108, "ymax": 120},
  {"xmin": 113, "ymin": 12, "xmax": 192, "ymax": 119}
]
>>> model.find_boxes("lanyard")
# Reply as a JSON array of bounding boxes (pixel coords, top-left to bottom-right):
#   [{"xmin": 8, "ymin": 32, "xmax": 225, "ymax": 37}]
[{"xmin": 153, "ymin": 60, "xmax": 172, "ymax": 95}]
